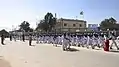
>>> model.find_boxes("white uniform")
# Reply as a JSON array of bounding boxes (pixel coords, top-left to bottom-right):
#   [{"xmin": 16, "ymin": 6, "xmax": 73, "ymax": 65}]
[
  {"xmin": 86, "ymin": 36, "xmax": 90, "ymax": 48},
  {"xmin": 14, "ymin": 36, "xmax": 16, "ymax": 41},
  {"xmin": 39, "ymin": 36, "xmax": 42, "ymax": 43},
  {"xmin": 50, "ymin": 36, "xmax": 54, "ymax": 44},
  {"xmin": 62, "ymin": 35, "xmax": 70, "ymax": 50},
  {"xmin": 92, "ymin": 36, "xmax": 96, "ymax": 45},
  {"xmin": 80, "ymin": 36, "xmax": 84, "ymax": 46},
  {"xmin": 98, "ymin": 36, "xmax": 105, "ymax": 47},
  {"xmin": 61, "ymin": 35, "xmax": 64, "ymax": 45},
  {"xmin": 58, "ymin": 36, "xmax": 62, "ymax": 45},
  {"xmin": 82, "ymin": 36, "xmax": 87, "ymax": 47},
  {"xmin": 71, "ymin": 36, "xmax": 75, "ymax": 46},
  {"xmin": 110, "ymin": 35, "xmax": 119, "ymax": 49},
  {"xmin": 36, "ymin": 36, "xmax": 39, "ymax": 44},
  {"xmin": 75, "ymin": 36, "xmax": 79, "ymax": 46}
]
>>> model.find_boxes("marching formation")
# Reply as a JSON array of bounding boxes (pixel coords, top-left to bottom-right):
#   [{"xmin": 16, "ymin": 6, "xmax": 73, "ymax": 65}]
[
  {"xmin": 2, "ymin": 31, "xmax": 119, "ymax": 51},
  {"xmin": 35, "ymin": 32, "xmax": 119, "ymax": 51}
]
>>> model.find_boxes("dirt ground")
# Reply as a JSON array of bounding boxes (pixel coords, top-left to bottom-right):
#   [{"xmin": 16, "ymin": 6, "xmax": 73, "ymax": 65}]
[{"xmin": 0, "ymin": 56, "xmax": 11, "ymax": 67}]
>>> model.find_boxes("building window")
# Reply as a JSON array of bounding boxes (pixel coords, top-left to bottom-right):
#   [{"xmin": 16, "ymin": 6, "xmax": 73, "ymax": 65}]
[
  {"xmin": 64, "ymin": 23, "xmax": 67, "ymax": 26},
  {"xmin": 73, "ymin": 24, "xmax": 76, "ymax": 27},
  {"xmin": 79, "ymin": 24, "xmax": 82, "ymax": 27}
]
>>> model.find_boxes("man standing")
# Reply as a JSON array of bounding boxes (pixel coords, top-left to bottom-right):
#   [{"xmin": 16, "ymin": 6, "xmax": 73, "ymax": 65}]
[
  {"xmin": 29, "ymin": 34, "xmax": 32, "ymax": 46},
  {"xmin": 1, "ymin": 34, "xmax": 5, "ymax": 45},
  {"xmin": 10, "ymin": 34, "xmax": 12, "ymax": 41},
  {"xmin": 22, "ymin": 34, "xmax": 25, "ymax": 42}
]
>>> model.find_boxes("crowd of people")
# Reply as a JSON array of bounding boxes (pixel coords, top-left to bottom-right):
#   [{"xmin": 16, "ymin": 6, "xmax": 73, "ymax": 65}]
[
  {"xmin": 1, "ymin": 31, "xmax": 119, "ymax": 51},
  {"xmin": 35, "ymin": 32, "xmax": 119, "ymax": 51}
]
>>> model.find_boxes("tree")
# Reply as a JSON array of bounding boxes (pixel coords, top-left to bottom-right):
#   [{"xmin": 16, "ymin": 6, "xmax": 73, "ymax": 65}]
[
  {"xmin": 36, "ymin": 12, "xmax": 56, "ymax": 32},
  {"xmin": 36, "ymin": 20, "xmax": 48, "ymax": 32},
  {"xmin": 19, "ymin": 21, "xmax": 31, "ymax": 32},
  {"xmin": 0, "ymin": 29, "xmax": 9, "ymax": 37},
  {"xmin": 44, "ymin": 12, "xmax": 56, "ymax": 31},
  {"xmin": 100, "ymin": 17, "xmax": 118, "ymax": 31},
  {"xmin": 29, "ymin": 28, "xmax": 34, "ymax": 32},
  {"xmin": 109, "ymin": 17, "xmax": 116, "ymax": 24}
]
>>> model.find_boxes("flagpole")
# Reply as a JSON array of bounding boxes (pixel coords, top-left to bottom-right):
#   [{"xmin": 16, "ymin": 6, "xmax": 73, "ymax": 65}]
[
  {"xmin": 80, "ymin": 11, "xmax": 84, "ymax": 20},
  {"xmin": 76, "ymin": 16, "xmax": 78, "ymax": 20}
]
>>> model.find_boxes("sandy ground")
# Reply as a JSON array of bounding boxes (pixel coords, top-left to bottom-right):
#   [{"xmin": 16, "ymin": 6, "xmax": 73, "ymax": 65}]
[
  {"xmin": 0, "ymin": 39, "xmax": 119, "ymax": 67},
  {"xmin": 0, "ymin": 56, "xmax": 11, "ymax": 67}
]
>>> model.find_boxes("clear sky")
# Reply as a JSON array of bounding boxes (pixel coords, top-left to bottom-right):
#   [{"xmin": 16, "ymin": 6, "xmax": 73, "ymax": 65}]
[{"xmin": 0, "ymin": 0, "xmax": 119, "ymax": 31}]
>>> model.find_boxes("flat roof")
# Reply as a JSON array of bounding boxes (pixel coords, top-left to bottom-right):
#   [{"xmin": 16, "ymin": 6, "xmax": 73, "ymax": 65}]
[{"xmin": 58, "ymin": 18, "xmax": 86, "ymax": 22}]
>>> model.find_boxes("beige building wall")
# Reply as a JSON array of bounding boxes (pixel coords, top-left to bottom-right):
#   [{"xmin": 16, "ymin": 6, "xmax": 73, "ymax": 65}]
[{"xmin": 55, "ymin": 18, "xmax": 87, "ymax": 32}]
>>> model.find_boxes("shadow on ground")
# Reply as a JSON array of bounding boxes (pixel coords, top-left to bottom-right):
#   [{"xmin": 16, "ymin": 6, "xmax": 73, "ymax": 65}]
[
  {"xmin": 0, "ymin": 44, "xmax": 6, "ymax": 45},
  {"xmin": 109, "ymin": 50, "xmax": 119, "ymax": 53},
  {"xmin": 67, "ymin": 48, "xmax": 79, "ymax": 52},
  {"xmin": 56, "ymin": 45, "xmax": 61, "ymax": 47},
  {"xmin": 30, "ymin": 45, "xmax": 36, "ymax": 46},
  {"xmin": 95, "ymin": 48, "xmax": 102, "ymax": 50}
]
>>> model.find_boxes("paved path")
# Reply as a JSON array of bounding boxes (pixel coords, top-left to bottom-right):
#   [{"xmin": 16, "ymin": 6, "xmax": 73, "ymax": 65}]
[{"xmin": 0, "ymin": 39, "xmax": 119, "ymax": 67}]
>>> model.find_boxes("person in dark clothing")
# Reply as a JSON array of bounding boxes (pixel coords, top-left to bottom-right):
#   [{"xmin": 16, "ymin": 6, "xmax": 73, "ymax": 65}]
[
  {"xmin": 36, "ymin": 33, "xmax": 39, "ymax": 44},
  {"xmin": 10, "ymin": 34, "xmax": 12, "ymax": 41},
  {"xmin": 29, "ymin": 34, "xmax": 32, "ymax": 46},
  {"xmin": 1, "ymin": 34, "xmax": 5, "ymax": 45},
  {"xmin": 22, "ymin": 34, "xmax": 25, "ymax": 42}
]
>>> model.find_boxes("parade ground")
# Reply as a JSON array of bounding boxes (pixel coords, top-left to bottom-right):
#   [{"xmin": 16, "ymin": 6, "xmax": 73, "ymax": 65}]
[{"xmin": 0, "ymin": 39, "xmax": 119, "ymax": 67}]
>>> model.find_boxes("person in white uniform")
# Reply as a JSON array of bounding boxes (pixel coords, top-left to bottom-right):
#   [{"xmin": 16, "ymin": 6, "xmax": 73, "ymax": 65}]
[
  {"xmin": 36, "ymin": 34, "xmax": 39, "ymax": 44},
  {"xmin": 86, "ymin": 35, "xmax": 90, "ymax": 49},
  {"xmin": 110, "ymin": 31, "xmax": 119, "ymax": 50},
  {"xmin": 62, "ymin": 33, "xmax": 71, "ymax": 51}
]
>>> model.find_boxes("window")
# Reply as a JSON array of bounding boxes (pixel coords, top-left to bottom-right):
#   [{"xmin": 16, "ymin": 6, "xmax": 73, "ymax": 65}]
[
  {"xmin": 73, "ymin": 24, "xmax": 76, "ymax": 27},
  {"xmin": 64, "ymin": 23, "xmax": 67, "ymax": 26},
  {"xmin": 79, "ymin": 24, "xmax": 82, "ymax": 27}
]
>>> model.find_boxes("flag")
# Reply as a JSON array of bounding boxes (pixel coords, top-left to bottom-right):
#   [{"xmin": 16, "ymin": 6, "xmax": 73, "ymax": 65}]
[{"xmin": 80, "ymin": 11, "xmax": 83, "ymax": 15}]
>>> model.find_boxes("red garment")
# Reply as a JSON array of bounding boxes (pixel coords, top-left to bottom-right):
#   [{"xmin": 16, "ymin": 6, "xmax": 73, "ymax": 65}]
[{"xmin": 104, "ymin": 40, "xmax": 109, "ymax": 51}]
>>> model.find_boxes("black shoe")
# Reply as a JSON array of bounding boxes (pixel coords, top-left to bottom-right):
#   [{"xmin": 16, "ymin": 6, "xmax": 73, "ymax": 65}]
[
  {"xmin": 82, "ymin": 45, "xmax": 84, "ymax": 47},
  {"xmin": 2, "ymin": 43, "xmax": 5, "ymax": 45},
  {"xmin": 92, "ymin": 46, "xmax": 95, "ymax": 49},
  {"xmin": 110, "ymin": 47, "xmax": 113, "ymax": 49},
  {"xmin": 87, "ymin": 47, "xmax": 89, "ymax": 49},
  {"xmin": 78, "ymin": 45, "xmax": 80, "ymax": 47},
  {"xmin": 55, "ymin": 45, "xmax": 57, "ymax": 47},
  {"xmin": 117, "ymin": 48, "xmax": 119, "ymax": 50},
  {"xmin": 63, "ymin": 48, "xmax": 65, "ymax": 51}
]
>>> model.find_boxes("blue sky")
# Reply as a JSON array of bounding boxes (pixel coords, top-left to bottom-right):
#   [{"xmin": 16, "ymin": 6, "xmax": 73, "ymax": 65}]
[{"xmin": 0, "ymin": 0, "xmax": 118, "ymax": 31}]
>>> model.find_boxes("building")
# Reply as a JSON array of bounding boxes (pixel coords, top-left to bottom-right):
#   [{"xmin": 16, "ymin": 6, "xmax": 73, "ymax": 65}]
[
  {"xmin": 88, "ymin": 24, "xmax": 99, "ymax": 32},
  {"xmin": 55, "ymin": 18, "xmax": 87, "ymax": 33}
]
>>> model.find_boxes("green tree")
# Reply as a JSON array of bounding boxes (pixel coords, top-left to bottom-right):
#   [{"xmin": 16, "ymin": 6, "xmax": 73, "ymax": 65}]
[
  {"xmin": 0, "ymin": 29, "xmax": 9, "ymax": 35},
  {"xmin": 100, "ymin": 17, "xmax": 118, "ymax": 31},
  {"xmin": 109, "ymin": 17, "xmax": 116, "ymax": 24},
  {"xmin": 44, "ymin": 12, "xmax": 56, "ymax": 31},
  {"xmin": 29, "ymin": 28, "xmax": 34, "ymax": 32},
  {"xmin": 36, "ymin": 20, "xmax": 48, "ymax": 32},
  {"xmin": 36, "ymin": 12, "xmax": 56, "ymax": 32},
  {"xmin": 19, "ymin": 21, "xmax": 31, "ymax": 32}
]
